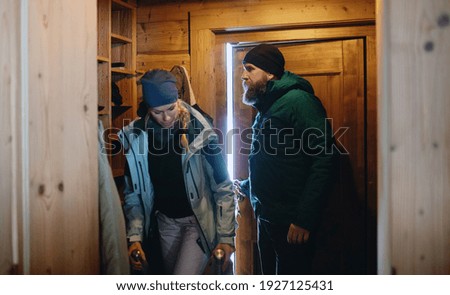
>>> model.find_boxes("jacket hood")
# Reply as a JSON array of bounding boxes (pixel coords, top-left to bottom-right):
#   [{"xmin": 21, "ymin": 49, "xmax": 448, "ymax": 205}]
[
  {"xmin": 255, "ymin": 71, "xmax": 315, "ymax": 113},
  {"xmin": 268, "ymin": 70, "xmax": 314, "ymax": 96}
]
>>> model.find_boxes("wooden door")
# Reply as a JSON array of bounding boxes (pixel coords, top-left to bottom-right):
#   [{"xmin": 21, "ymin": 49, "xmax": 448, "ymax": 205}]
[{"xmin": 232, "ymin": 39, "xmax": 371, "ymax": 274}]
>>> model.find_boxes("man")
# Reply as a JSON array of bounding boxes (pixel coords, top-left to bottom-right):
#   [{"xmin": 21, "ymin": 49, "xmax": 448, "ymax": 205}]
[{"xmin": 235, "ymin": 44, "xmax": 335, "ymax": 274}]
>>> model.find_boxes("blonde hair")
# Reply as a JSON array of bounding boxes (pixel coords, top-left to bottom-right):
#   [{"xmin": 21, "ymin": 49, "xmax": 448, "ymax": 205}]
[{"xmin": 177, "ymin": 100, "xmax": 191, "ymax": 151}]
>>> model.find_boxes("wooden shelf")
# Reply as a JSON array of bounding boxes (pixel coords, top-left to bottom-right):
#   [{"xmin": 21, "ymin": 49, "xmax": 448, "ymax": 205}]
[
  {"xmin": 97, "ymin": 0, "xmax": 136, "ymax": 171},
  {"xmin": 112, "ymin": 0, "xmax": 135, "ymax": 10},
  {"xmin": 112, "ymin": 105, "xmax": 132, "ymax": 116},
  {"xmin": 98, "ymin": 108, "xmax": 109, "ymax": 116},
  {"xmin": 111, "ymin": 33, "xmax": 132, "ymax": 44},
  {"xmin": 111, "ymin": 68, "xmax": 135, "ymax": 75},
  {"xmin": 97, "ymin": 55, "xmax": 110, "ymax": 63}
]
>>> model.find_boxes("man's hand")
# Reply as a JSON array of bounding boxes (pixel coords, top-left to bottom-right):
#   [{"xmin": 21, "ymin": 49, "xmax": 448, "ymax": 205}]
[
  {"xmin": 287, "ymin": 224, "xmax": 310, "ymax": 244},
  {"xmin": 212, "ymin": 243, "xmax": 235, "ymax": 272},
  {"xmin": 128, "ymin": 241, "xmax": 147, "ymax": 271},
  {"xmin": 233, "ymin": 179, "xmax": 247, "ymax": 201}
]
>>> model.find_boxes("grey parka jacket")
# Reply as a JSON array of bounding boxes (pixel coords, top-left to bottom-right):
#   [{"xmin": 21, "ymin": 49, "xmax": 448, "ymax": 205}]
[{"xmin": 118, "ymin": 102, "xmax": 236, "ymax": 255}]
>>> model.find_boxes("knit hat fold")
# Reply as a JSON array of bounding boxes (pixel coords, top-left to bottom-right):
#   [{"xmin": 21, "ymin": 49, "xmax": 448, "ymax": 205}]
[
  {"xmin": 242, "ymin": 44, "xmax": 285, "ymax": 78},
  {"xmin": 141, "ymin": 69, "xmax": 179, "ymax": 108}
]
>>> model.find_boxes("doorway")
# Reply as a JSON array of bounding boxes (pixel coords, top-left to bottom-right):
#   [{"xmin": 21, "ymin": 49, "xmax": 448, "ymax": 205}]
[{"xmin": 222, "ymin": 32, "xmax": 376, "ymax": 274}]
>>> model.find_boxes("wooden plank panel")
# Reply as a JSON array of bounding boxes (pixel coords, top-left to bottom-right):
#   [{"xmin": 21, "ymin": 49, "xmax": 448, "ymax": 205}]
[
  {"xmin": 143, "ymin": 25, "xmax": 366, "ymax": 74},
  {"xmin": 97, "ymin": 0, "xmax": 110, "ymax": 58},
  {"xmin": 341, "ymin": 39, "xmax": 368, "ymax": 273},
  {"xmin": 365, "ymin": 34, "xmax": 377, "ymax": 273},
  {"xmin": 98, "ymin": 61, "xmax": 111, "ymax": 117},
  {"xmin": 231, "ymin": 48, "xmax": 257, "ymax": 275},
  {"xmin": 216, "ymin": 25, "xmax": 376, "ymax": 49},
  {"xmin": 137, "ymin": 4, "xmax": 189, "ymax": 23},
  {"xmin": 137, "ymin": 53, "xmax": 190, "ymax": 73},
  {"xmin": 190, "ymin": 0, "xmax": 375, "ymax": 30},
  {"xmin": 137, "ymin": 0, "xmax": 277, "ymax": 24},
  {"xmin": 190, "ymin": 29, "xmax": 216, "ymax": 118},
  {"xmin": 137, "ymin": 0, "xmax": 375, "ymax": 55},
  {"xmin": 137, "ymin": 21, "xmax": 188, "ymax": 53},
  {"xmin": 382, "ymin": 0, "xmax": 450, "ymax": 274},
  {"xmin": 27, "ymin": 0, "xmax": 99, "ymax": 274},
  {"xmin": 212, "ymin": 41, "xmax": 227, "ymax": 138},
  {"xmin": 376, "ymin": 0, "xmax": 391, "ymax": 275},
  {"xmin": 138, "ymin": 0, "xmax": 375, "ymax": 24},
  {"xmin": 131, "ymin": 4, "xmax": 137, "ymax": 119},
  {"xmin": 342, "ymin": 39, "xmax": 365, "ymax": 200},
  {"xmin": 112, "ymin": 9, "xmax": 132, "ymax": 38},
  {"xmin": 0, "ymin": 0, "xmax": 21, "ymax": 275},
  {"xmin": 283, "ymin": 41, "xmax": 343, "ymax": 75},
  {"xmin": 112, "ymin": 43, "xmax": 132, "ymax": 69}
]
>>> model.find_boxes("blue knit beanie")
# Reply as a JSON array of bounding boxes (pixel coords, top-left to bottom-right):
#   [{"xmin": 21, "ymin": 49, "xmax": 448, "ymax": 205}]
[{"xmin": 141, "ymin": 69, "xmax": 179, "ymax": 108}]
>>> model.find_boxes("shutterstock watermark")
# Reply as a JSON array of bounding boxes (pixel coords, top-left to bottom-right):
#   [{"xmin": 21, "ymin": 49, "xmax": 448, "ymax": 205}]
[{"xmin": 100, "ymin": 118, "xmax": 349, "ymax": 157}]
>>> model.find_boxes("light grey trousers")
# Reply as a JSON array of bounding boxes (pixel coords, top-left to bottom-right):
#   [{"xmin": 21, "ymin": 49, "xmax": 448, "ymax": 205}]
[{"xmin": 156, "ymin": 212, "xmax": 209, "ymax": 275}]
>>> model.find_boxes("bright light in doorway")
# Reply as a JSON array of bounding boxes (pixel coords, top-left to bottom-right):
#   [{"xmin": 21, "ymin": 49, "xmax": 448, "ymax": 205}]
[
  {"xmin": 226, "ymin": 43, "xmax": 234, "ymax": 180},
  {"xmin": 226, "ymin": 43, "xmax": 237, "ymax": 270}
]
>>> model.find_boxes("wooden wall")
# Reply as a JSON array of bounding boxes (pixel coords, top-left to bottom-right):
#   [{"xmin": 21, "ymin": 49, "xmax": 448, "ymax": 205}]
[
  {"xmin": 0, "ymin": 0, "xmax": 21, "ymax": 275},
  {"xmin": 378, "ymin": 0, "xmax": 450, "ymax": 274},
  {"xmin": 0, "ymin": 0, "xmax": 99, "ymax": 274}
]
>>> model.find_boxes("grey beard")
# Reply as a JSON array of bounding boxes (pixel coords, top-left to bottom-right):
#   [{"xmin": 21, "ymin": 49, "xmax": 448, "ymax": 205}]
[{"xmin": 242, "ymin": 80, "xmax": 267, "ymax": 106}]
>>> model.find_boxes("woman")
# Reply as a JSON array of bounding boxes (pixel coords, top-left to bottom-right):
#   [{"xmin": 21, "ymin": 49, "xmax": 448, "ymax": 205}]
[{"xmin": 118, "ymin": 69, "xmax": 236, "ymax": 275}]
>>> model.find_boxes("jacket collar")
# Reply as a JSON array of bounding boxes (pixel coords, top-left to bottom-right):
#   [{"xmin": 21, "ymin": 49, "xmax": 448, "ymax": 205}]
[{"xmin": 121, "ymin": 101, "xmax": 217, "ymax": 155}]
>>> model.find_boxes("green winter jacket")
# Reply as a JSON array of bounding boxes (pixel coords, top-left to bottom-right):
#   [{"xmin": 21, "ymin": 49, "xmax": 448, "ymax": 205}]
[{"xmin": 245, "ymin": 70, "xmax": 335, "ymax": 231}]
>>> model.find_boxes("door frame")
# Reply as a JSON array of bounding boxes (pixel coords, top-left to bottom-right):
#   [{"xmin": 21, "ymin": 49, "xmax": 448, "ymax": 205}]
[
  {"xmin": 190, "ymin": 13, "xmax": 377, "ymax": 273},
  {"xmin": 228, "ymin": 38, "xmax": 369, "ymax": 274}
]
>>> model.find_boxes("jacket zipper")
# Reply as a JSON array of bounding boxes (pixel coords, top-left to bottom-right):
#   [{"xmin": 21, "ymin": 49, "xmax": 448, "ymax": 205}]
[
  {"xmin": 138, "ymin": 161, "xmax": 146, "ymax": 193},
  {"xmin": 184, "ymin": 157, "xmax": 212, "ymax": 253},
  {"xmin": 186, "ymin": 161, "xmax": 200, "ymax": 199}
]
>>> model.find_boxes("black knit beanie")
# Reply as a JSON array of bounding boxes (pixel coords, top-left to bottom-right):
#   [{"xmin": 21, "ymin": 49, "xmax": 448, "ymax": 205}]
[{"xmin": 242, "ymin": 44, "xmax": 285, "ymax": 78}]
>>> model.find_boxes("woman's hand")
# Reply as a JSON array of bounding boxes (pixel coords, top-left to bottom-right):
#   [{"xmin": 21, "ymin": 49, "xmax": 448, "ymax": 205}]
[
  {"xmin": 128, "ymin": 241, "xmax": 148, "ymax": 271},
  {"xmin": 212, "ymin": 243, "xmax": 235, "ymax": 273}
]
